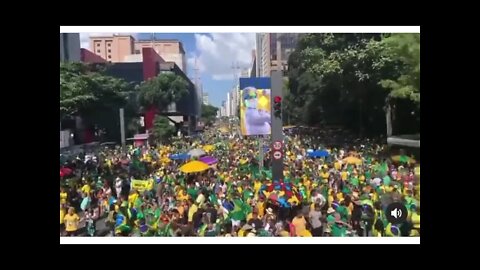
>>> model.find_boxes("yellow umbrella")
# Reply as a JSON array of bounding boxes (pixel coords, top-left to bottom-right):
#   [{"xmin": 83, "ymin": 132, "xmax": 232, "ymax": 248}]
[
  {"xmin": 203, "ymin": 145, "xmax": 215, "ymax": 152},
  {"xmin": 179, "ymin": 160, "xmax": 210, "ymax": 173},
  {"xmin": 343, "ymin": 156, "xmax": 363, "ymax": 165}
]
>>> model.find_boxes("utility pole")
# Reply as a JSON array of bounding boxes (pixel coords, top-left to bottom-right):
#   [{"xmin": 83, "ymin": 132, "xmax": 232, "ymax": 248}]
[
  {"xmin": 119, "ymin": 108, "xmax": 126, "ymax": 147},
  {"xmin": 194, "ymin": 56, "xmax": 201, "ymax": 134},
  {"xmin": 271, "ymin": 33, "xmax": 284, "ymax": 182},
  {"xmin": 151, "ymin": 33, "xmax": 155, "ymax": 52}
]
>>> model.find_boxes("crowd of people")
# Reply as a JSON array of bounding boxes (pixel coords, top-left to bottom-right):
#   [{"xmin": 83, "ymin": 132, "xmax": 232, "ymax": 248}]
[{"xmin": 60, "ymin": 123, "xmax": 420, "ymax": 237}]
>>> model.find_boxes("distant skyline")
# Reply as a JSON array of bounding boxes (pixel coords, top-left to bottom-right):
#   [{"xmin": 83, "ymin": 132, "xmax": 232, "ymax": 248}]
[{"xmin": 79, "ymin": 32, "xmax": 255, "ymax": 108}]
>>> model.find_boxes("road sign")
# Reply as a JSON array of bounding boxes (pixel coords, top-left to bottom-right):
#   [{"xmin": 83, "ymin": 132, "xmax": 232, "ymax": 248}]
[
  {"xmin": 273, "ymin": 150, "xmax": 282, "ymax": 160},
  {"xmin": 273, "ymin": 140, "xmax": 282, "ymax": 150}
]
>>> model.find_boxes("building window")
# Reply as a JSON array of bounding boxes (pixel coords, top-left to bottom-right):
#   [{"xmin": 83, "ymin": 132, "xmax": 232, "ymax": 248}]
[
  {"xmin": 97, "ymin": 50, "xmax": 101, "ymax": 53},
  {"xmin": 108, "ymin": 49, "xmax": 111, "ymax": 53},
  {"xmin": 135, "ymin": 49, "xmax": 141, "ymax": 54},
  {"xmin": 107, "ymin": 43, "xmax": 111, "ymax": 47},
  {"xmin": 108, "ymin": 55, "xmax": 112, "ymax": 59},
  {"xmin": 96, "ymin": 43, "xmax": 100, "ymax": 47}
]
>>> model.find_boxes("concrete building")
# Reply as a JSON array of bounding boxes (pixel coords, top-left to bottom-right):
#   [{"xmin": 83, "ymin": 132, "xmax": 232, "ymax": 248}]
[
  {"xmin": 250, "ymin": 50, "xmax": 257, "ymax": 77},
  {"xmin": 256, "ymin": 33, "xmax": 300, "ymax": 76},
  {"xmin": 89, "ymin": 34, "xmax": 135, "ymax": 62},
  {"xmin": 255, "ymin": 35, "xmax": 262, "ymax": 77},
  {"xmin": 226, "ymin": 92, "xmax": 231, "ymax": 117},
  {"xmin": 81, "ymin": 47, "xmax": 199, "ymax": 136},
  {"xmin": 88, "ymin": 36, "xmax": 187, "ymax": 72},
  {"xmin": 220, "ymin": 101, "xmax": 227, "ymax": 117},
  {"xmin": 229, "ymin": 86, "xmax": 240, "ymax": 117},
  {"xmin": 202, "ymin": 93, "xmax": 209, "ymax": 105},
  {"xmin": 60, "ymin": 33, "xmax": 81, "ymax": 62},
  {"xmin": 133, "ymin": 40, "xmax": 187, "ymax": 72}
]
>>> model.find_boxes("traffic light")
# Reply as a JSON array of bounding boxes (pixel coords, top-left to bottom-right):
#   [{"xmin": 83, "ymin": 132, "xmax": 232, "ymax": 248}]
[{"xmin": 273, "ymin": 96, "xmax": 282, "ymax": 118}]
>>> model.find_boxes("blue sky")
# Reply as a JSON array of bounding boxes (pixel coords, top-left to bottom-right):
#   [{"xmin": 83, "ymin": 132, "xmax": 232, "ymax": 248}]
[{"xmin": 80, "ymin": 32, "xmax": 256, "ymax": 108}]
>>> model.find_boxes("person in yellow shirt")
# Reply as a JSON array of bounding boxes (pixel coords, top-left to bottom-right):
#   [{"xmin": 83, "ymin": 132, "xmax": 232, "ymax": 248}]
[
  {"xmin": 81, "ymin": 182, "xmax": 91, "ymax": 196},
  {"xmin": 60, "ymin": 187, "xmax": 68, "ymax": 205},
  {"xmin": 187, "ymin": 199, "xmax": 198, "ymax": 223},
  {"xmin": 128, "ymin": 190, "xmax": 139, "ymax": 208},
  {"xmin": 256, "ymin": 199, "xmax": 265, "ymax": 218},
  {"xmin": 63, "ymin": 207, "xmax": 81, "ymax": 236},
  {"xmin": 409, "ymin": 205, "xmax": 420, "ymax": 236},
  {"xmin": 60, "ymin": 204, "xmax": 66, "ymax": 235},
  {"xmin": 334, "ymin": 160, "xmax": 342, "ymax": 171},
  {"xmin": 291, "ymin": 211, "xmax": 307, "ymax": 236},
  {"xmin": 320, "ymin": 169, "xmax": 330, "ymax": 183},
  {"xmin": 359, "ymin": 173, "xmax": 366, "ymax": 184},
  {"xmin": 253, "ymin": 179, "xmax": 262, "ymax": 198}
]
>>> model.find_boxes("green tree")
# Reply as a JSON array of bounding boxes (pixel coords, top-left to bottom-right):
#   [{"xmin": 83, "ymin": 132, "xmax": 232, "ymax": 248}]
[
  {"xmin": 152, "ymin": 115, "xmax": 176, "ymax": 143},
  {"xmin": 60, "ymin": 62, "xmax": 133, "ymax": 141},
  {"xmin": 137, "ymin": 73, "xmax": 189, "ymax": 110},
  {"xmin": 287, "ymin": 34, "xmax": 403, "ymax": 136},
  {"xmin": 380, "ymin": 34, "xmax": 420, "ymax": 103},
  {"xmin": 201, "ymin": 104, "xmax": 219, "ymax": 126}
]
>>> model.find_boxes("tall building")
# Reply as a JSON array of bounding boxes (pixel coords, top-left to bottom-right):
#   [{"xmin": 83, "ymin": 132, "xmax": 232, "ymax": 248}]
[
  {"xmin": 255, "ymin": 34, "xmax": 263, "ymax": 77},
  {"xmin": 229, "ymin": 86, "xmax": 240, "ymax": 117},
  {"xmin": 221, "ymin": 101, "xmax": 226, "ymax": 117},
  {"xmin": 133, "ymin": 39, "xmax": 187, "ymax": 72},
  {"xmin": 202, "ymin": 93, "xmax": 209, "ymax": 105},
  {"xmin": 256, "ymin": 33, "xmax": 300, "ymax": 77},
  {"xmin": 60, "ymin": 33, "xmax": 81, "ymax": 62},
  {"xmin": 226, "ymin": 92, "xmax": 231, "ymax": 117},
  {"xmin": 89, "ymin": 35, "xmax": 187, "ymax": 72},
  {"xmin": 89, "ymin": 34, "xmax": 135, "ymax": 63}
]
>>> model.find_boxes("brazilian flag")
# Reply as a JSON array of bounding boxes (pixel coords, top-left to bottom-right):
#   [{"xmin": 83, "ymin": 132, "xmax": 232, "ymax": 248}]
[{"xmin": 229, "ymin": 198, "xmax": 248, "ymax": 221}]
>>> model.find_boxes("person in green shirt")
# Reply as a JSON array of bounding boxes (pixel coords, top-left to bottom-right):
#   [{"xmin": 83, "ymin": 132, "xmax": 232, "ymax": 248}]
[
  {"xmin": 331, "ymin": 213, "xmax": 352, "ymax": 237},
  {"xmin": 350, "ymin": 176, "xmax": 359, "ymax": 187},
  {"xmin": 324, "ymin": 207, "xmax": 336, "ymax": 236},
  {"xmin": 187, "ymin": 184, "xmax": 198, "ymax": 200},
  {"xmin": 383, "ymin": 175, "xmax": 391, "ymax": 186},
  {"xmin": 335, "ymin": 202, "xmax": 349, "ymax": 222},
  {"xmin": 365, "ymin": 170, "xmax": 372, "ymax": 181}
]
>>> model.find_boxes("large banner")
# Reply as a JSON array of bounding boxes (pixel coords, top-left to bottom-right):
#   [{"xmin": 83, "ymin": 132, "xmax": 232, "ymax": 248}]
[
  {"xmin": 131, "ymin": 179, "xmax": 154, "ymax": 192},
  {"xmin": 239, "ymin": 77, "xmax": 271, "ymax": 136}
]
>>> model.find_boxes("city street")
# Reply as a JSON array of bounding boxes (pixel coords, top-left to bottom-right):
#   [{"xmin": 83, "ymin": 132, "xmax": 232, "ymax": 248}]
[{"xmin": 61, "ymin": 29, "xmax": 420, "ymax": 239}]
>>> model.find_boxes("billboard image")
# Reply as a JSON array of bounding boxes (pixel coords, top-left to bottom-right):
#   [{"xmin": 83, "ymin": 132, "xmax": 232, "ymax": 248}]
[{"xmin": 240, "ymin": 87, "xmax": 271, "ymax": 136}]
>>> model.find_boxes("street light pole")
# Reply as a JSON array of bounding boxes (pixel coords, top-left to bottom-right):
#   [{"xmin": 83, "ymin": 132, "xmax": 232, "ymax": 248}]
[{"xmin": 120, "ymin": 108, "xmax": 126, "ymax": 147}]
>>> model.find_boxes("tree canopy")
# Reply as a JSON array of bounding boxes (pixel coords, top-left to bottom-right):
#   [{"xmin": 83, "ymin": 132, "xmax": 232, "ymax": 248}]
[
  {"xmin": 152, "ymin": 115, "xmax": 176, "ymax": 143},
  {"xmin": 286, "ymin": 33, "xmax": 420, "ymax": 136},
  {"xmin": 137, "ymin": 72, "xmax": 189, "ymax": 110},
  {"xmin": 201, "ymin": 104, "xmax": 219, "ymax": 126},
  {"xmin": 379, "ymin": 34, "xmax": 420, "ymax": 104},
  {"xmin": 60, "ymin": 62, "xmax": 132, "ymax": 119},
  {"xmin": 60, "ymin": 62, "xmax": 134, "ymax": 141}
]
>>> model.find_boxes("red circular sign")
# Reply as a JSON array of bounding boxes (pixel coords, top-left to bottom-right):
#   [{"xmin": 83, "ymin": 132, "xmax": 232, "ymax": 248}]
[
  {"xmin": 273, "ymin": 141, "xmax": 282, "ymax": 150},
  {"xmin": 273, "ymin": 151, "xmax": 282, "ymax": 160}
]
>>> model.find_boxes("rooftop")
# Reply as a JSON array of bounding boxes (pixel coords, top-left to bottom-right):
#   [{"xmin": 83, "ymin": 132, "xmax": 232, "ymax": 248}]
[
  {"xmin": 135, "ymin": 39, "xmax": 185, "ymax": 54},
  {"xmin": 89, "ymin": 34, "xmax": 135, "ymax": 39}
]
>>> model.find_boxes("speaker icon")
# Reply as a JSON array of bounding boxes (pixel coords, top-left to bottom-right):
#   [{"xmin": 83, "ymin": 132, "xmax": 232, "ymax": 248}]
[
  {"xmin": 386, "ymin": 202, "xmax": 408, "ymax": 224},
  {"xmin": 390, "ymin": 208, "xmax": 402, "ymax": 219}
]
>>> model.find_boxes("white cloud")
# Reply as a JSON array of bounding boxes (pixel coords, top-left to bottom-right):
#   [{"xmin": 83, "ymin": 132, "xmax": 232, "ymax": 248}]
[
  {"xmin": 188, "ymin": 33, "xmax": 255, "ymax": 81},
  {"xmin": 79, "ymin": 33, "xmax": 139, "ymax": 49}
]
